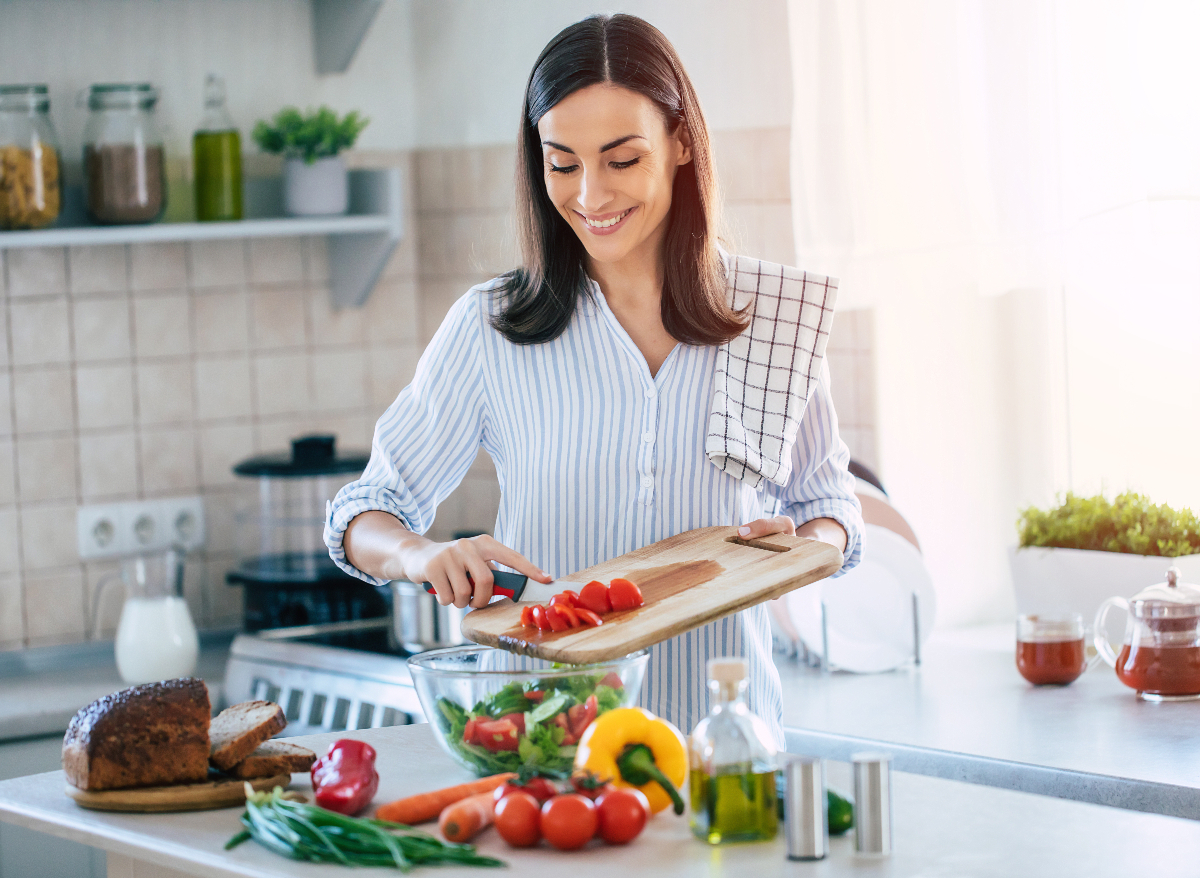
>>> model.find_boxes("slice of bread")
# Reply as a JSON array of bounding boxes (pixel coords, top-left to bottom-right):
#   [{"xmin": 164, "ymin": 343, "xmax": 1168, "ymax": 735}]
[
  {"xmin": 208, "ymin": 701, "xmax": 286, "ymax": 771},
  {"xmin": 229, "ymin": 741, "xmax": 317, "ymax": 779}
]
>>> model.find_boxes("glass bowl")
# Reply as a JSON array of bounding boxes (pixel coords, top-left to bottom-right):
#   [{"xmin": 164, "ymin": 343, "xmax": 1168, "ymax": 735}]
[{"xmin": 408, "ymin": 645, "xmax": 648, "ymax": 778}]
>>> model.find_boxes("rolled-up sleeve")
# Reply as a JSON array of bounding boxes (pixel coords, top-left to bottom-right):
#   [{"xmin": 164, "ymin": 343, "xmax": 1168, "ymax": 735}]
[
  {"xmin": 765, "ymin": 363, "xmax": 864, "ymax": 575},
  {"xmin": 325, "ymin": 291, "xmax": 489, "ymax": 584}
]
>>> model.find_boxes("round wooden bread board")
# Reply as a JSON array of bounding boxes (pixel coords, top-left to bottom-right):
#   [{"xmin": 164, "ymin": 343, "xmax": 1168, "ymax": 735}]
[{"xmin": 66, "ymin": 773, "xmax": 291, "ymax": 813}]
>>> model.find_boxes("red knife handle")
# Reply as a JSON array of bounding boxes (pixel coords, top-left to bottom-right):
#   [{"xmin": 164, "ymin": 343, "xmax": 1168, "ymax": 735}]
[{"xmin": 421, "ymin": 570, "xmax": 527, "ymax": 600}]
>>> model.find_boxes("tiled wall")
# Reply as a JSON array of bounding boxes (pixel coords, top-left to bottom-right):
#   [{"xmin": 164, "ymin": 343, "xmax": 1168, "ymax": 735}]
[{"xmin": 0, "ymin": 128, "xmax": 877, "ymax": 651}]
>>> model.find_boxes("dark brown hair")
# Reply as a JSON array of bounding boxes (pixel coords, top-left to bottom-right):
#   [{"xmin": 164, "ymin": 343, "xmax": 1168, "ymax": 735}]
[{"xmin": 491, "ymin": 13, "xmax": 746, "ymax": 345}]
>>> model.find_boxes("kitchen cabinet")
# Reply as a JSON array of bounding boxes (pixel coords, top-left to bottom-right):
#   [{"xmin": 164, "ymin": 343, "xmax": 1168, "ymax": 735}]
[{"xmin": 0, "ymin": 168, "xmax": 403, "ymax": 308}]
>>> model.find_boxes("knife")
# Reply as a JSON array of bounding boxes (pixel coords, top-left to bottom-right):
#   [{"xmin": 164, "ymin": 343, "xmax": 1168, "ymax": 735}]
[{"xmin": 421, "ymin": 570, "xmax": 566, "ymax": 604}]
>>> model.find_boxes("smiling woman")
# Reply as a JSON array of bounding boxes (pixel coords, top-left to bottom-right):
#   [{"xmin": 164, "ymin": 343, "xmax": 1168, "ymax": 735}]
[{"xmin": 327, "ymin": 13, "xmax": 863, "ymax": 746}]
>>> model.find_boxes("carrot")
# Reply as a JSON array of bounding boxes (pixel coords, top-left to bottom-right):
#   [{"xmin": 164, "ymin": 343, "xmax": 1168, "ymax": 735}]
[
  {"xmin": 374, "ymin": 772, "xmax": 515, "ymax": 825},
  {"xmin": 438, "ymin": 790, "xmax": 497, "ymax": 842}
]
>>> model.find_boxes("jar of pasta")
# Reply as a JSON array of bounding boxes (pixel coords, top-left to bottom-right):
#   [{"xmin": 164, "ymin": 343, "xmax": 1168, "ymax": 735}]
[
  {"xmin": 82, "ymin": 83, "xmax": 166, "ymax": 224},
  {"xmin": 0, "ymin": 84, "xmax": 62, "ymax": 230}
]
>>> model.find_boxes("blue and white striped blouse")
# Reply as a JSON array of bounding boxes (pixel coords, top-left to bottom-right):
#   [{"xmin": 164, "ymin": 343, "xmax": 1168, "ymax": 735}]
[{"xmin": 326, "ymin": 267, "xmax": 863, "ymax": 746}]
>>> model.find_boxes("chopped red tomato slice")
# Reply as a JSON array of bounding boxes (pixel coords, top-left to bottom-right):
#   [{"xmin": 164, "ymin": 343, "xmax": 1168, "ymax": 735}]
[
  {"xmin": 608, "ymin": 578, "xmax": 644, "ymax": 611},
  {"xmin": 556, "ymin": 604, "xmax": 582, "ymax": 628},
  {"xmin": 575, "ymin": 608, "xmax": 603, "ymax": 627},
  {"xmin": 598, "ymin": 672, "xmax": 624, "ymax": 690},
  {"xmin": 524, "ymin": 689, "xmax": 545, "ymax": 702},
  {"xmin": 567, "ymin": 694, "xmax": 598, "ymax": 739},
  {"xmin": 519, "ymin": 606, "xmax": 536, "ymax": 628},
  {"xmin": 476, "ymin": 718, "xmax": 520, "ymax": 752},
  {"xmin": 559, "ymin": 589, "xmax": 582, "ymax": 607},
  {"xmin": 578, "ymin": 580, "xmax": 612, "ymax": 615},
  {"xmin": 531, "ymin": 605, "xmax": 552, "ymax": 631},
  {"xmin": 544, "ymin": 606, "xmax": 570, "ymax": 633},
  {"xmin": 463, "ymin": 716, "xmax": 480, "ymax": 744},
  {"xmin": 551, "ymin": 712, "xmax": 578, "ymax": 746},
  {"xmin": 500, "ymin": 712, "xmax": 526, "ymax": 736}
]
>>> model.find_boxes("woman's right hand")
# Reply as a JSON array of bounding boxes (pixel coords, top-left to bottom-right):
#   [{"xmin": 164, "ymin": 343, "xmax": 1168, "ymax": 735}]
[{"xmin": 400, "ymin": 532, "xmax": 551, "ymax": 609}]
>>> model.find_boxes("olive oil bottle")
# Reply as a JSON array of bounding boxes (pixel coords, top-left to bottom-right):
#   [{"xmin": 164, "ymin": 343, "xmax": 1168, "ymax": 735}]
[
  {"xmin": 689, "ymin": 658, "xmax": 779, "ymax": 844},
  {"xmin": 193, "ymin": 74, "xmax": 242, "ymax": 221}
]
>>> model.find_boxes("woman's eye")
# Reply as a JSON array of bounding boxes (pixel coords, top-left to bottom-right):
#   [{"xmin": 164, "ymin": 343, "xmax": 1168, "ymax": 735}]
[
  {"xmin": 548, "ymin": 164, "xmax": 578, "ymax": 174},
  {"xmin": 611, "ymin": 158, "xmax": 640, "ymax": 170}
]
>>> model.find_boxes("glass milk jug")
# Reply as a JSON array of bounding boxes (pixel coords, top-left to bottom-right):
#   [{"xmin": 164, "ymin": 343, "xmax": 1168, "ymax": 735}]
[{"xmin": 93, "ymin": 548, "xmax": 198, "ymax": 684}]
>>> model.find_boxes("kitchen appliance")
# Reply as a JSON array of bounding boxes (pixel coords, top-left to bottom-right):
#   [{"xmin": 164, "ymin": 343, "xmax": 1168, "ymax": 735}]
[
  {"xmin": 92, "ymin": 548, "xmax": 198, "ymax": 684},
  {"xmin": 382, "ymin": 581, "xmax": 469, "ymax": 653},
  {"xmin": 82, "ymin": 83, "xmax": 166, "ymax": 224},
  {"xmin": 228, "ymin": 434, "xmax": 385, "ymax": 631},
  {"xmin": 463, "ymin": 525, "xmax": 842, "ymax": 664},
  {"xmin": 0, "ymin": 84, "xmax": 61, "ymax": 229},
  {"xmin": 1094, "ymin": 566, "xmax": 1200, "ymax": 701}
]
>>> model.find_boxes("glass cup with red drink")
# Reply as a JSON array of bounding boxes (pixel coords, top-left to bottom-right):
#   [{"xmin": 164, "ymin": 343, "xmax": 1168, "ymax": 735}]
[{"xmin": 1016, "ymin": 614, "xmax": 1093, "ymax": 685}]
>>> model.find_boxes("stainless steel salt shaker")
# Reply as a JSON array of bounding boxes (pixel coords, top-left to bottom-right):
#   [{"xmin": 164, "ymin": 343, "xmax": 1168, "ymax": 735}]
[
  {"xmin": 784, "ymin": 757, "xmax": 828, "ymax": 860},
  {"xmin": 851, "ymin": 752, "xmax": 893, "ymax": 856}
]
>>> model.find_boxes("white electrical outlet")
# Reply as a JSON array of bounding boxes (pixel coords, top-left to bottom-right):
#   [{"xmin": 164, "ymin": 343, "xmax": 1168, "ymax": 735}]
[{"xmin": 76, "ymin": 496, "xmax": 206, "ymax": 560}]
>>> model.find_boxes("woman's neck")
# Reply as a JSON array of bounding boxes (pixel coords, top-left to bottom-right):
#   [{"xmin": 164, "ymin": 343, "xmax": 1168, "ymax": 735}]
[{"xmin": 586, "ymin": 243, "xmax": 678, "ymax": 378}]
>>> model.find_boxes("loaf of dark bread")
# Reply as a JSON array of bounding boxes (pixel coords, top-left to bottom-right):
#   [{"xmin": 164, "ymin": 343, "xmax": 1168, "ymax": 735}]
[{"xmin": 62, "ymin": 677, "xmax": 211, "ymax": 791}]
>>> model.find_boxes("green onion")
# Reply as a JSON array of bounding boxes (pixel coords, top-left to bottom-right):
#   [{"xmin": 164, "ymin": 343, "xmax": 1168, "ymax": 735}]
[{"xmin": 226, "ymin": 786, "xmax": 505, "ymax": 871}]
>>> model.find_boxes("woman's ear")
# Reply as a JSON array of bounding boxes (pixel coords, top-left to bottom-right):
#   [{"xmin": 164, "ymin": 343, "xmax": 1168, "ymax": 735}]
[{"xmin": 675, "ymin": 121, "xmax": 694, "ymax": 166}]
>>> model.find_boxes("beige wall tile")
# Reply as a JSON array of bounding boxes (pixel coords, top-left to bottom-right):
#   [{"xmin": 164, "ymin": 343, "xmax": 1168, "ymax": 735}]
[
  {"xmin": 311, "ymin": 350, "xmax": 367, "ymax": 410},
  {"xmin": 0, "ymin": 373, "xmax": 12, "ymax": 436},
  {"xmin": 0, "ymin": 576, "xmax": 22, "ymax": 649},
  {"xmin": 189, "ymin": 240, "xmax": 246, "ymax": 288},
  {"xmin": 481, "ymin": 144, "xmax": 516, "ymax": 212},
  {"xmin": 194, "ymin": 356, "xmax": 253, "ymax": 420},
  {"xmin": 130, "ymin": 242, "xmax": 188, "ymax": 291},
  {"xmin": 826, "ymin": 350, "xmax": 861, "ymax": 427},
  {"xmin": 0, "ymin": 440, "xmax": 15, "ymax": 506},
  {"xmin": 73, "ymin": 296, "xmax": 132, "ymax": 361},
  {"xmin": 254, "ymin": 416, "xmax": 310, "ymax": 454},
  {"xmin": 308, "ymin": 413, "xmax": 372, "ymax": 450},
  {"xmin": 192, "ymin": 287, "xmax": 249, "ymax": 354},
  {"xmin": 310, "ymin": 288, "xmax": 367, "ymax": 347},
  {"xmin": 133, "ymin": 293, "xmax": 192, "ymax": 358},
  {"xmin": 758, "ymin": 202, "xmax": 796, "ymax": 266},
  {"xmin": 76, "ymin": 363, "xmax": 135, "ymax": 430},
  {"xmin": 0, "ymin": 510, "xmax": 19, "ymax": 575},
  {"xmin": 760, "ymin": 127, "xmax": 792, "ymax": 201},
  {"xmin": 251, "ymin": 286, "xmax": 308, "ymax": 349},
  {"xmin": 249, "ymin": 238, "xmax": 305, "ymax": 285},
  {"xmin": 0, "ymin": 307, "xmax": 9, "ymax": 366},
  {"xmin": 16, "ymin": 435, "xmax": 77, "ymax": 504},
  {"xmin": 714, "ymin": 130, "xmax": 761, "ymax": 202},
  {"xmin": 10, "ymin": 297, "xmax": 71, "ymax": 366},
  {"xmin": 201, "ymin": 488, "xmax": 246, "ymax": 557},
  {"xmin": 304, "ymin": 237, "xmax": 330, "ymax": 283},
  {"xmin": 6, "ymin": 247, "xmax": 67, "ymax": 297},
  {"xmin": 382, "ymin": 226, "xmax": 417, "ymax": 279},
  {"xmin": 139, "ymin": 426, "xmax": 198, "ymax": 494},
  {"xmin": 419, "ymin": 278, "xmax": 475, "ymax": 345},
  {"xmin": 197, "ymin": 422, "xmax": 254, "ymax": 487},
  {"xmin": 364, "ymin": 280, "xmax": 418, "ymax": 344},
  {"xmin": 722, "ymin": 202, "xmax": 764, "ymax": 259},
  {"xmin": 85, "ymin": 559, "xmax": 123, "ymax": 638},
  {"xmin": 24, "ymin": 566, "xmax": 86, "ymax": 646},
  {"xmin": 12, "ymin": 367, "xmax": 74, "ymax": 433},
  {"xmin": 21, "ymin": 504, "xmax": 78, "ymax": 569},
  {"xmin": 78, "ymin": 431, "xmax": 139, "ymax": 499},
  {"xmin": 456, "ymin": 475, "xmax": 501, "ymax": 536},
  {"xmin": 368, "ymin": 344, "xmax": 419, "ymax": 412},
  {"xmin": 417, "ymin": 214, "xmax": 451, "ymax": 276},
  {"xmin": 69, "ymin": 245, "xmax": 128, "ymax": 294},
  {"xmin": 254, "ymin": 353, "xmax": 311, "ymax": 416},
  {"xmin": 416, "ymin": 150, "xmax": 450, "ymax": 212},
  {"xmin": 136, "ymin": 360, "xmax": 194, "ymax": 426}
]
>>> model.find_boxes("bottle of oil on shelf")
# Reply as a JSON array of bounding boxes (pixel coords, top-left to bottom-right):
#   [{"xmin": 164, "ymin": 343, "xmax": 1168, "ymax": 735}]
[
  {"xmin": 689, "ymin": 657, "xmax": 779, "ymax": 844},
  {"xmin": 193, "ymin": 74, "xmax": 242, "ymax": 221}
]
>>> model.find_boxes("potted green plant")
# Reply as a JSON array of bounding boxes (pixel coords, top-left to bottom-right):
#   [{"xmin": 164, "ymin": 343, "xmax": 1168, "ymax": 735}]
[
  {"xmin": 1011, "ymin": 492, "xmax": 1200, "ymax": 621},
  {"xmin": 252, "ymin": 106, "xmax": 369, "ymax": 216}
]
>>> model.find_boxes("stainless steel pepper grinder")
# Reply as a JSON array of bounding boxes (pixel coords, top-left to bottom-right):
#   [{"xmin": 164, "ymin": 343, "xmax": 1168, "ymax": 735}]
[
  {"xmin": 784, "ymin": 757, "xmax": 828, "ymax": 860},
  {"xmin": 852, "ymin": 752, "xmax": 893, "ymax": 856}
]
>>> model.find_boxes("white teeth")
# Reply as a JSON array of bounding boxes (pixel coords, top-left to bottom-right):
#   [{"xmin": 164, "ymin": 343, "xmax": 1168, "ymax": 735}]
[{"xmin": 584, "ymin": 209, "xmax": 631, "ymax": 228}]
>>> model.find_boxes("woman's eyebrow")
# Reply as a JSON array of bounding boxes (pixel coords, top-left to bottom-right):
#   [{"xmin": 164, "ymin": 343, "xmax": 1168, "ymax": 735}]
[{"xmin": 540, "ymin": 134, "xmax": 648, "ymax": 154}]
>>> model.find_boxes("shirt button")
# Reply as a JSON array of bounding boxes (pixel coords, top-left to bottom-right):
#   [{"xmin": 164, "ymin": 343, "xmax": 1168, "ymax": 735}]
[
  {"xmin": 642, "ymin": 432, "xmax": 654, "ymax": 443},
  {"xmin": 641, "ymin": 476, "xmax": 653, "ymax": 488},
  {"xmin": 643, "ymin": 386, "xmax": 656, "ymax": 398}
]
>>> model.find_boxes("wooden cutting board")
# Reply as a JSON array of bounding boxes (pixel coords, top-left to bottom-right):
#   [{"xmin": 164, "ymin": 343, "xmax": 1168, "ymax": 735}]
[
  {"xmin": 461, "ymin": 526, "xmax": 842, "ymax": 663},
  {"xmin": 66, "ymin": 773, "xmax": 291, "ymax": 813}
]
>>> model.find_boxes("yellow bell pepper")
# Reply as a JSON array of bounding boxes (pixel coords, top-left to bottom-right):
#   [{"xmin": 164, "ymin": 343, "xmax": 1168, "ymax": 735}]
[{"xmin": 574, "ymin": 707, "xmax": 688, "ymax": 815}]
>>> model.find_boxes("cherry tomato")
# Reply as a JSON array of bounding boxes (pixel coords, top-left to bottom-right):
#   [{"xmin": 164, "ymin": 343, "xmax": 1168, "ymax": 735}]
[
  {"xmin": 551, "ymin": 712, "xmax": 577, "ymax": 745},
  {"xmin": 555, "ymin": 604, "xmax": 582, "ymax": 628},
  {"xmin": 544, "ymin": 606, "xmax": 570, "ymax": 633},
  {"xmin": 462, "ymin": 716, "xmax": 480, "ymax": 745},
  {"xmin": 499, "ymin": 712, "xmax": 526, "ymax": 736},
  {"xmin": 519, "ymin": 606, "xmax": 535, "ymax": 628},
  {"xmin": 495, "ymin": 791, "xmax": 541, "ymax": 847},
  {"xmin": 567, "ymin": 694, "xmax": 598, "ymax": 740},
  {"xmin": 495, "ymin": 776, "xmax": 560, "ymax": 804},
  {"xmin": 608, "ymin": 578, "xmax": 644, "ymax": 611},
  {"xmin": 531, "ymin": 605, "xmax": 552, "ymax": 631},
  {"xmin": 595, "ymin": 787, "xmax": 649, "ymax": 845},
  {"xmin": 575, "ymin": 608, "xmax": 603, "ymax": 627},
  {"xmin": 540, "ymin": 793, "xmax": 597, "ymax": 850},
  {"xmin": 475, "ymin": 718, "xmax": 519, "ymax": 752},
  {"xmin": 598, "ymin": 672, "xmax": 625, "ymax": 690},
  {"xmin": 579, "ymin": 580, "xmax": 612, "ymax": 615},
  {"xmin": 570, "ymin": 768, "xmax": 613, "ymax": 801}
]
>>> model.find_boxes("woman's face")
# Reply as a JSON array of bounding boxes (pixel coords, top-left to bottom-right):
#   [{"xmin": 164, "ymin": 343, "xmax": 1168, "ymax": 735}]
[{"xmin": 538, "ymin": 83, "xmax": 692, "ymax": 271}]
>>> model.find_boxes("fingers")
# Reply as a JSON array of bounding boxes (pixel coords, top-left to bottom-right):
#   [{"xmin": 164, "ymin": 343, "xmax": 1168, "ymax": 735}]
[
  {"xmin": 474, "ymin": 536, "xmax": 552, "ymax": 583},
  {"xmin": 461, "ymin": 548, "xmax": 497, "ymax": 609},
  {"xmin": 424, "ymin": 536, "xmax": 549, "ymax": 608},
  {"xmin": 737, "ymin": 515, "xmax": 797, "ymax": 539}
]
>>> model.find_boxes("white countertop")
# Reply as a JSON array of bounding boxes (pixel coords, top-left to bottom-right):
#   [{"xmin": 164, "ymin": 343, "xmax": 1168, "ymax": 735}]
[
  {"xmin": 1, "ymin": 723, "xmax": 1198, "ymax": 878},
  {"xmin": 775, "ymin": 624, "xmax": 1200, "ymax": 817}
]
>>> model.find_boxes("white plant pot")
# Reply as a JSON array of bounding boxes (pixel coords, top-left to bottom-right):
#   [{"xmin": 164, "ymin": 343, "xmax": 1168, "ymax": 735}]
[
  {"xmin": 284, "ymin": 155, "xmax": 348, "ymax": 216},
  {"xmin": 1009, "ymin": 545, "xmax": 1200, "ymax": 626}
]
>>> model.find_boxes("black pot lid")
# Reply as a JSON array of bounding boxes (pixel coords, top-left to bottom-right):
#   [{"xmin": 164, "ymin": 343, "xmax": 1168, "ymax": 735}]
[{"xmin": 233, "ymin": 434, "xmax": 370, "ymax": 478}]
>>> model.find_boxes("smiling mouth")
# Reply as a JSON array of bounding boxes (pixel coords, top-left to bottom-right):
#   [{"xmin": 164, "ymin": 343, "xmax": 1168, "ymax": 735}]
[{"xmin": 581, "ymin": 208, "xmax": 634, "ymax": 229}]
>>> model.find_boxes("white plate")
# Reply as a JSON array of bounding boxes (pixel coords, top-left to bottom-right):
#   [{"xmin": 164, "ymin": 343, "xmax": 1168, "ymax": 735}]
[{"xmin": 785, "ymin": 524, "xmax": 937, "ymax": 673}]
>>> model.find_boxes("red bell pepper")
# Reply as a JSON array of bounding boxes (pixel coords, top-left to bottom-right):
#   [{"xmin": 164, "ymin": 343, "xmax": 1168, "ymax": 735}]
[{"xmin": 311, "ymin": 739, "xmax": 380, "ymax": 816}]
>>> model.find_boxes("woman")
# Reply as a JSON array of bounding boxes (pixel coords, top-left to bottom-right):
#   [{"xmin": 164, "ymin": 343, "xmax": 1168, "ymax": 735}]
[{"xmin": 325, "ymin": 14, "xmax": 862, "ymax": 745}]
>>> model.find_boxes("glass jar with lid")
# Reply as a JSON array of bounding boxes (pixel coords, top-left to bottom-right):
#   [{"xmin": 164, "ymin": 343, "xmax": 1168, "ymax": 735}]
[
  {"xmin": 82, "ymin": 83, "xmax": 166, "ymax": 224},
  {"xmin": 0, "ymin": 84, "xmax": 62, "ymax": 230}
]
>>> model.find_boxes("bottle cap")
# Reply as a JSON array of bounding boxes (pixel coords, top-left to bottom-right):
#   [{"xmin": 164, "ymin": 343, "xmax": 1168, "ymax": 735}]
[{"xmin": 706, "ymin": 657, "xmax": 748, "ymax": 684}]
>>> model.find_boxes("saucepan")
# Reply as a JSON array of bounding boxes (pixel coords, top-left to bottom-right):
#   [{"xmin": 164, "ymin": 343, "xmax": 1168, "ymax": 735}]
[{"xmin": 379, "ymin": 581, "xmax": 471, "ymax": 653}]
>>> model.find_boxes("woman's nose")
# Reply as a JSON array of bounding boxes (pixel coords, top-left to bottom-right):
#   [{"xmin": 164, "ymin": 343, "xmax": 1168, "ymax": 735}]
[{"xmin": 577, "ymin": 166, "xmax": 613, "ymax": 212}]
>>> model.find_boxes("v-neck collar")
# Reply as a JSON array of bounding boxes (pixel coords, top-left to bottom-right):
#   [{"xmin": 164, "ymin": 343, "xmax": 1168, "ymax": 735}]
[{"xmin": 586, "ymin": 275, "xmax": 682, "ymax": 383}]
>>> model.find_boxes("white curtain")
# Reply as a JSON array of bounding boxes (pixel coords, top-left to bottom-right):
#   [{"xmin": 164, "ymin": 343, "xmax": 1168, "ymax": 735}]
[{"xmin": 788, "ymin": 0, "xmax": 1200, "ymax": 625}]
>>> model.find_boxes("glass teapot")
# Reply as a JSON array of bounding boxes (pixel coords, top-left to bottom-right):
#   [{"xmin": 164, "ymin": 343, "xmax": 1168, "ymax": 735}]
[
  {"xmin": 1094, "ymin": 567, "xmax": 1200, "ymax": 701},
  {"xmin": 92, "ymin": 548, "xmax": 198, "ymax": 684}
]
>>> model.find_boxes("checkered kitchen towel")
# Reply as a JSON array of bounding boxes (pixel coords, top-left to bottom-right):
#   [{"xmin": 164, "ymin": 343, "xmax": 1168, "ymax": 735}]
[{"xmin": 707, "ymin": 254, "xmax": 839, "ymax": 489}]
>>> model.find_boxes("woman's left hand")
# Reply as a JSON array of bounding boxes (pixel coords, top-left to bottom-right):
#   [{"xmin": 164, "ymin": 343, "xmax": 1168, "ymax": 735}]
[{"xmin": 738, "ymin": 516, "xmax": 847, "ymax": 553}]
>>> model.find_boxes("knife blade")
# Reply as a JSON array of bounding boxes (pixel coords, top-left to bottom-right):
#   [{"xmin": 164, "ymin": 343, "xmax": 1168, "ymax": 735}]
[{"xmin": 421, "ymin": 570, "xmax": 566, "ymax": 604}]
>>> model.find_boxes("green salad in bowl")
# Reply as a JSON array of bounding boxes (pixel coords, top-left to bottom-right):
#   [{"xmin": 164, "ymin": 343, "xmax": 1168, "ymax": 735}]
[{"xmin": 407, "ymin": 646, "xmax": 648, "ymax": 778}]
